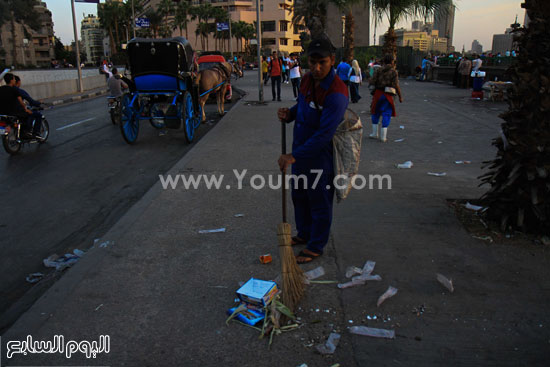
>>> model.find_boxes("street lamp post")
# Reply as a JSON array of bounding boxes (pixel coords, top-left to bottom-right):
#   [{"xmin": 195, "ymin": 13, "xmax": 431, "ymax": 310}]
[
  {"xmin": 255, "ymin": 0, "xmax": 263, "ymax": 103},
  {"xmin": 71, "ymin": 0, "xmax": 84, "ymax": 92}
]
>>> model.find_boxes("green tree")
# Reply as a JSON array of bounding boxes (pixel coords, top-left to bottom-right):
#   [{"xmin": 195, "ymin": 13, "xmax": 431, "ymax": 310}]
[
  {"xmin": 0, "ymin": 0, "xmax": 41, "ymax": 66},
  {"xmin": 157, "ymin": 0, "xmax": 175, "ymax": 24},
  {"xmin": 173, "ymin": 0, "xmax": 192, "ymax": 38},
  {"xmin": 291, "ymin": 0, "xmax": 328, "ymax": 39},
  {"xmin": 98, "ymin": 0, "xmax": 124, "ymax": 56},
  {"xmin": 480, "ymin": 0, "xmax": 550, "ymax": 235},
  {"xmin": 371, "ymin": 0, "xmax": 452, "ymax": 58},
  {"xmin": 145, "ymin": 9, "xmax": 164, "ymax": 38},
  {"xmin": 210, "ymin": 7, "xmax": 228, "ymax": 51},
  {"xmin": 190, "ymin": 4, "xmax": 214, "ymax": 50}
]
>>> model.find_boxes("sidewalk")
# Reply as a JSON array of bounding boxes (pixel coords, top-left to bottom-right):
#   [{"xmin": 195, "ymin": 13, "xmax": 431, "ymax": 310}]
[{"xmin": 3, "ymin": 75, "xmax": 549, "ymax": 367}]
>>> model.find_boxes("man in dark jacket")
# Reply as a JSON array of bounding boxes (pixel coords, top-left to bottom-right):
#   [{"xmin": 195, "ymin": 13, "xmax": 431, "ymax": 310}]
[
  {"xmin": 0, "ymin": 73, "xmax": 33, "ymax": 135},
  {"xmin": 277, "ymin": 38, "xmax": 349, "ymax": 264}
]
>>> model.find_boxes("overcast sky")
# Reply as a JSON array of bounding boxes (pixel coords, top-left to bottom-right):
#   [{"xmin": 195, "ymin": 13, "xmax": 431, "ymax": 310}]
[{"xmin": 45, "ymin": 0, "xmax": 525, "ymax": 52}]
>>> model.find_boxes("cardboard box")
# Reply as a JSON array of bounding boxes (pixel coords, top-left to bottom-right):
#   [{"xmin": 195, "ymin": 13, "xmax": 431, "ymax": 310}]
[{"xmin": 236, "ymin": 278, "xmax": 278, "ymax": 307}]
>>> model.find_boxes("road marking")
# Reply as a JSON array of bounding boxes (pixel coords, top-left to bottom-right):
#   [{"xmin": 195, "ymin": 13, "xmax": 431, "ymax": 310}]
[{"xmin": 56, "ymin": 117, "xmax": 96, "ymax": 131}]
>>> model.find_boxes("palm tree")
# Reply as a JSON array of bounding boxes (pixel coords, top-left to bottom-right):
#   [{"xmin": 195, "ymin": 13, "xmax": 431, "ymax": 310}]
[
  {"xmin": 99, "ymin": 0, "xmax": 124, "ymax": 55},
  {"xmin": 291, "ymin": 0, "xmax": 328, "ymax": 39},
  {"xmin": 158, "ymin": 0, "xmax": 175, "ymax": 24},
  {"xmin": 191, "ymin": 4, "xmax": 214, "ymax": 50},
  {"xmin": 145, "ymin": 9, "xmax": 164, "ymax": 38},
  {"xmin": 330, "ymin": 0, "xmax": 369, "ymax": 61},
  {"xmin": 210, "ymin": 7, "xmax": 228, "ymax": 51},
  {"xmin": 371, "ymin": 0, "xmax": 452, "ymax": 58},
  {"xmin": 479, "ymin": 0, "xmax": 550, "ymax": 236},
  {"xmin": 1, "ymin": 0, "xmax": 41, "ymax": 66},
  {"xmin": 173, "ymin": 0, "xmax": 192, "ymax": 39},
  {"xmin": 241, "ymin": 23, "xmax": 256, "ymax": 55}
]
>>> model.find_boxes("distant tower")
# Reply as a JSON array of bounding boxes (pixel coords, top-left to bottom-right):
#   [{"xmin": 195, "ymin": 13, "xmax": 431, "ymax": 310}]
[
  {"xmin": 433, "ymin": 0, "xmax": 455, "ymax": 53},
  {"xmin": 471, "ymin": 39, "xmax": 483, "ymax": 54}
]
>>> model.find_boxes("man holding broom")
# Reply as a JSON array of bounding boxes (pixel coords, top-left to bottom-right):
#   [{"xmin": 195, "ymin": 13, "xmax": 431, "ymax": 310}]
[{"xmin": 277, "ymin": 38, "xmax": 349, "ymax": 264}]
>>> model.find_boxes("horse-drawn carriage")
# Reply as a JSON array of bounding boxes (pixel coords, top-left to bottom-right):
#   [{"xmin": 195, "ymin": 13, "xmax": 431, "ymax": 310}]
[{"xmin": 121, "ymin": 37, "xmax": 201, "ymax": 144}]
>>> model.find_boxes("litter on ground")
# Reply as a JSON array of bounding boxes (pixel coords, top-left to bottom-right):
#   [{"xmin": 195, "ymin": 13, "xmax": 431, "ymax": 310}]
[
  {"xmin": 305, "ymin": 266, "xmax": 326, "ymax": 280},
  {"xmin": 455, "ymin": 160, "xmax": 472, "ymax": 164},
  {"xmin": 234, "ymin": 214, "xmax": 244, "ymax": 217},
  {"xmin": 427, "ymin": 172, "xmax": 447, "ymax": 177},
  {"xmin": 198, "ymin": 228, "xmax": 226, "ymax": 234},
  {"xmin": 349, "ymin": 326, "xmax": 395, "ymax": 339},
  {"xmin": 315, "ymin": 332, "xmax": 341, "ymax": 355},
  {"xmin": 436, "ymin": 273, "xmax": 455, "ymax": 293},
  {"xmin": 397, "ymin": 161, "xmax": 413, "ymax": 169},
  {"xmin": 377, "ymin": 286, "xmax": 398, "ymax": 307},
  {"xmin": 465, "ymin": 202, "xmax": 484, "ymax": 211},
  {"xmin": 25, "ymin": 272, "xmax": 44, "ymax": 283},
  {"xmin": 394, "ymin": 138, "xmax": 405, "ymax": 142}
]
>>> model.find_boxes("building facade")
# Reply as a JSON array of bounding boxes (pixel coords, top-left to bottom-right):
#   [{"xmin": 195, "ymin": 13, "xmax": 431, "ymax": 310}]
[
  {"xmin": 491, "ymin": 29, "xmax": 513, "ymax": 55},
  {"xmin": 0, "ymin": 1, "xmax": 55, "ymax": 67},
  {"xmin": 140, "ymin": 0, "xmax": 303, "ymax": 54},
  {"xmin": 379, "ymin": 27, "xmax": 448, "ymax": 54},
  {"xmin": 433, "ymin": 0, "xmax": 455, "ymax": 53},
  {"xmin": 471, "ymin": 39, "xmax": 482, "ymax": 54},
  {"xmin": 81, "ymin": 15, "xmax": 104, "ymax": 65}
]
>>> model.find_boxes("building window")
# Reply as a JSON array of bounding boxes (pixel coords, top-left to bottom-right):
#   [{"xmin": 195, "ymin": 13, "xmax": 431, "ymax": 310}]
[
  {"xmin": 262, "ymin": 38, "xmax": 276, "ymax": 46},
  {"xmin": 280, "ymin": 38, "xmax": 288, "ymax": 45},
  {"xmin": 260, "ymin": 4, "xmax": 263, "ymax": 11},
  {"xmin": 261, "ymin": 21, "xmax": 275, "ymax": 32},
  {"xmin": 293, "ymin": 24, "xmax": 304, "ymax": 35},
  {"xmin": 294, "ymin": 40, "xmax": 301, "ymax": 46},
  {"xmin": 280, "ymin": 21, "xmax": 288, "ymax": 32}
]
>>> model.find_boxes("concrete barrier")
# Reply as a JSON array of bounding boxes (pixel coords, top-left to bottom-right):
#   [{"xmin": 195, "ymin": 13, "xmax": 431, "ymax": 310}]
[{"xmin": 24, "ymin": 75, "xmax": 107, "ymax": 100}]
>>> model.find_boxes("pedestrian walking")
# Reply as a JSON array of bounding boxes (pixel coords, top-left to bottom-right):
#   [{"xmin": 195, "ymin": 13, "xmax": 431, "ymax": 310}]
[
  {"xmin": 269, "ymin": 51, "xmax": 283, "ymax": 101},
  {"xmin": 348, "ymin": 59, "xmax": 362, "ymax": 103},
  {"xmin": 284, "ymin": 54, "xmax": 291, "ymax": 83},
  {"xmin": 262, "ymin": 56, "xmax": 269, "ymax": 85},
  {"xmin": 276, "ymin": 37, "xmax": 348, "ymax": 264},
  {"xmin": 458, "ymin": 56, "xmax": 472, "ymax": 89},
  {"xmin": 369, "ymin": 54, "xmax": 403, "ymax": 143},
  {"xmin": 289, "ymin": 54, "xmax": 302, "ymax": 99},
  {"xmin": 336, "ymin": 59, "xmax": 351, "ymax": 97}
]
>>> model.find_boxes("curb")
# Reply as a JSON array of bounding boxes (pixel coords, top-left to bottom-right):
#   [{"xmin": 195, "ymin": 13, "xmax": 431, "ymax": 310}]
[{"xmin": 49, "ymin": 89, "xmax": 109, "ymax": 106}]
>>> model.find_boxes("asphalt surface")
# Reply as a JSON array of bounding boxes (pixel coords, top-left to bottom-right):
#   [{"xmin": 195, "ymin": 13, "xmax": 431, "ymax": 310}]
[
  {"xmin": 2, "ymin": 71, "xmax": 549, "ymax": 367},
  {"xmin": 0, "ymin": 89, "xmax": 241, "ymax": 331}
]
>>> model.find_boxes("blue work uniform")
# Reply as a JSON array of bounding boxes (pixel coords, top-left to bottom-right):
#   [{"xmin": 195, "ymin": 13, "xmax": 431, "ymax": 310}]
[
  {"xmin": 287, "ymin": 69, "xmax": 349, "ymax": 254},
  {"xmin": 336, "ymin": 62, "xmax": 351, "ymax": 83}
]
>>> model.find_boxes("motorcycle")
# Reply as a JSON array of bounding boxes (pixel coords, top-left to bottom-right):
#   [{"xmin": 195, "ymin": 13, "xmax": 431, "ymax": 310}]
[
  {"xmin": 107, "ymin": 96, "xmax": 121, "ymax": 124},
  {"xmin": 0, "ymin": 106, "xmax": 50, "ymax": 155}
]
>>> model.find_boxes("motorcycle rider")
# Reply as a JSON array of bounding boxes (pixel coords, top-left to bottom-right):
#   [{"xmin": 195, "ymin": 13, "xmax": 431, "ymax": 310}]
[
  {"xmin": 107, "ymin": 68, "xmax": 128, "ymax": 98},
  {"xmin": 0, "ymin": 73, "xmax": 33, "ymax": 136},
  {"xmin": 14, "ymin": 75, "xmax": 43, "ymax": 137}
]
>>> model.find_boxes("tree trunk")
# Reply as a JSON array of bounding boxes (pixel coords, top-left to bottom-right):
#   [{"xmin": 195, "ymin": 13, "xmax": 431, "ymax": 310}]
[
  {"xmin": 109, "ymin": 27, "xmax": 116, "ymax": 59},
  {"xmin": 114, "ymin": 19, "xmax": 121, "ymax": 53},
  {"xmin": 344, "ymin": 10, "xmax": 354, "ymax": 61},
  {"xmin": 382, "ymin": 27, "xmax": 397, "ymax": 60},
  {"xmin": 479, "ymin": 0, "xmax": 550, "ymax": 235},
  {"xmin": 11, "ymin": 16, "xmax": 17, "ymax": 67},
  {"xmin": 185, "ymin": 24, "xmax": 188, "ymax": 39}
]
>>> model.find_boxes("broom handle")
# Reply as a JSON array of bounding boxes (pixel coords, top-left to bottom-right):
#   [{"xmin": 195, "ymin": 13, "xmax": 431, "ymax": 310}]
[{"xmin": 282, "ymin": 120, "xmax": 287, "ymax": 223}]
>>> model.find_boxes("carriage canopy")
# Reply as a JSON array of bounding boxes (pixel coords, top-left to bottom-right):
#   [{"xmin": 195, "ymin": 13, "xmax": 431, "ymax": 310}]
[{"xmin": 127, "ymin": 37, "xmax": 194, "ymax": 78}]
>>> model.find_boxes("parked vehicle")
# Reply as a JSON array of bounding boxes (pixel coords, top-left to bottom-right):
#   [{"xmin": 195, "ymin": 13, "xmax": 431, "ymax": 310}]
[{"xmin": 0, "ymin": 106, "xmax": 49, "ymax": 155}]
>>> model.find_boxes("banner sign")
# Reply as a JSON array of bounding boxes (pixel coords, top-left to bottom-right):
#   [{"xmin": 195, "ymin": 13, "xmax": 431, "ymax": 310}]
[
  {"xmin": 216, "ymin": 22, "xmax": 229, "ymax": 31},
  {"xmin": 75, "ymin": 0, "xmax": 100, "ymax": 3},
  {"xmin": 135, "ymin": 18, "xmax": 150, "ymax": 28}
]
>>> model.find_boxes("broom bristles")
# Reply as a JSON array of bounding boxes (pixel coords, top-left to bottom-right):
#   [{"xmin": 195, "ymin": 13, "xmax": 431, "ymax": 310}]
[{"xmin": 277, "ymin": 222, "xmax": 305, "ymax": 311}]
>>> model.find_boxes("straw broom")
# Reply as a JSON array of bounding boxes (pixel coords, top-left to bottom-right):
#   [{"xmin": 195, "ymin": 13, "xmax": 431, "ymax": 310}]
[{"xmin": 277, "ymin": 118, "xmax": 305, "ymax": 311}]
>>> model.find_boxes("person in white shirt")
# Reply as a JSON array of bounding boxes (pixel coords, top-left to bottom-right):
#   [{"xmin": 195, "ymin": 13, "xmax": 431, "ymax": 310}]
[
  {"xmin": 348, "ymin": 59, "xmax": 362, "ymax": 103},
  {"xmin": 472, "ymin": 54, "xmax": 483, "ymax": 73},
  {"xmin": 289, "ymin": 54, "xmax": 302, "ymax": 98}
]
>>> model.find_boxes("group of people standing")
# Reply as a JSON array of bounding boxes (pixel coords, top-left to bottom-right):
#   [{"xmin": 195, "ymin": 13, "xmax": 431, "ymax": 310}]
[
  {"xmin": 262, "ymin": 52, "xmax": 302, "ymax": 101},
  {"xmin": 455, "ymin": 54, "xmax": 483, "ymax": 89}
]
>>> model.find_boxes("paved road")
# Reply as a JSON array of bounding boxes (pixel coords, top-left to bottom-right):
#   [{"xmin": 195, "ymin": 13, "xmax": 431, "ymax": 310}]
[{"xmin": 0, "ymin": 90, "xmax": 241, "ymax": 330}]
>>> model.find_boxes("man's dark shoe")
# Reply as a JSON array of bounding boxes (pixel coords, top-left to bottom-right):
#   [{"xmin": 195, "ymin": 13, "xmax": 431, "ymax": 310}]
[{"xmin": 277, "ymin": 98, "xmax": 281, "ymax": 101}]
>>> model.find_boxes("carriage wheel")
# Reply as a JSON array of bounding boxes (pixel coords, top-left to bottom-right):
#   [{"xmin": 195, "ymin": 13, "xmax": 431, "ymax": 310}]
[
  {"xmin": 183, "ymin": 91, "xmax": 196, "ymax": 143},
  {"xmin": 120, "ymin": 93, "xmax": 139, "ymax": 144}
]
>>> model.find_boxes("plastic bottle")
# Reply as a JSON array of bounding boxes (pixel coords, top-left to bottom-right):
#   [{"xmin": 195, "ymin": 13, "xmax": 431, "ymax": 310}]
[{"xmin": 349, "ymin": 326, "xmax": 395, "ymax": 339}]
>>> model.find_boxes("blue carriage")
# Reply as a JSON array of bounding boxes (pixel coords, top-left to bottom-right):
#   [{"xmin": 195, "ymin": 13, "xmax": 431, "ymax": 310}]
[{"xmin": 121, "ymin": 37, "xmax": 201, "ymax": 144}]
